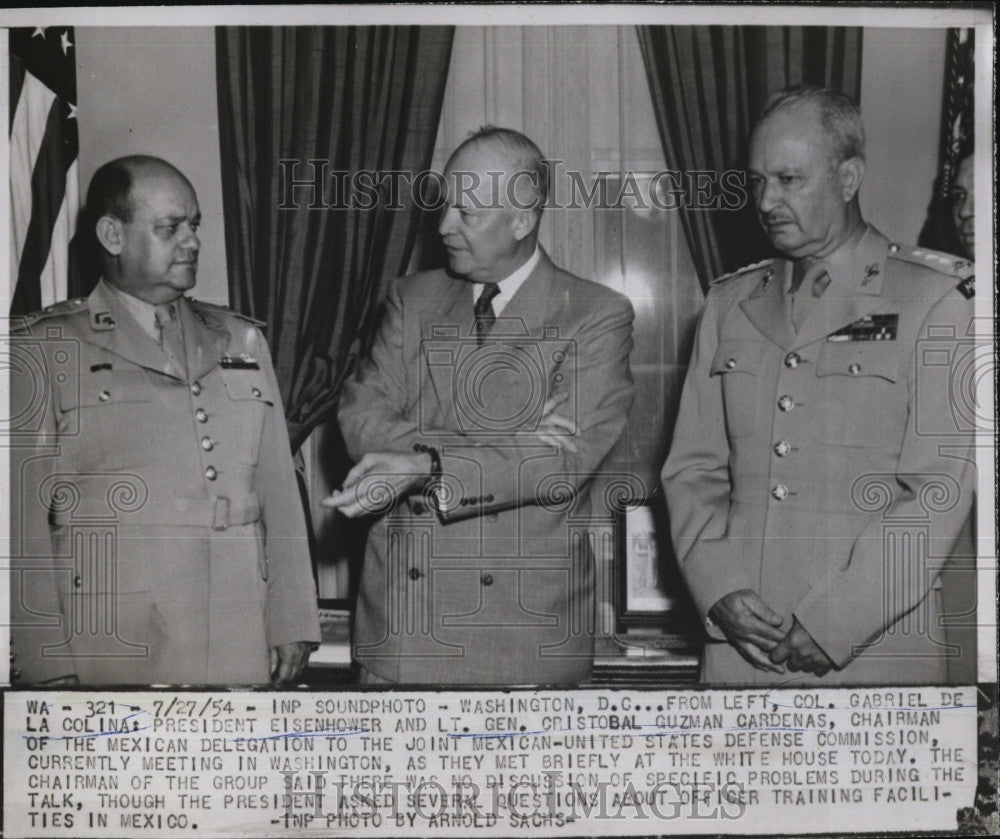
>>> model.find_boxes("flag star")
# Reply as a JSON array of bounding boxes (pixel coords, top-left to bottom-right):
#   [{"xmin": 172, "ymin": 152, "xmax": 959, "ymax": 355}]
[
  {"xmin": 32, "ymin": 27, "xmax": 45, "ymax": 38},
  {"xmin": 60, "ymin": 30, "xmax": 73, "ymax": 55},
  {"xmin": 67, "ymin": 102, "xmax": 78, "ymax": 120}
]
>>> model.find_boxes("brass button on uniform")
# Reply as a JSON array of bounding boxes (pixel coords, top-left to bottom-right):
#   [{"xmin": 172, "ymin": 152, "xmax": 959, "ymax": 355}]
[
  {"xmin": 204, "ymin": 466, "xmax": 218, "ymax": 481},
  {"xmin": 771, "ymin": 484, "xmax": 789, "ymax": 500},
  {"xmin": 773, "ymin": 441, "xmax": 791, "ymax": 457},
  {"xmin": 195, "ymin": 408, "xmax": 208, "ymax": 423},
  {"xmin": 251, "ymin": 387, "xmax": 262, "ymax": 398},
  {"xmin": 778, "ymin": 395, "xmax": 795, "ymax": 412},
  {"xmin": 725, "ymin": 358, "xmax": 737, "ymax": 370},
  {"xmin": 98, "ymin": 390, "xmax": 111, "ymax": 402},
  {"xmin": 200, "ymin": 437, "xmax": 214, "ymax": 451},
  {"xmin": 784, "ymin": 352, "xmax": 801, "ymax": 369},
  {"xmin": 408, "ymin": 567, "xmax": 422, "ymax": 581},
  {"xmin": 481, "ymin": 573, "xmax": 494, "ymax": 586},
  {"xmin": 848, "ymin": 363, "xmax": 861, "ymax": 375},
  {"xmin": 190, "ymin": 381, "xmax": 202, "ymax": 396}
]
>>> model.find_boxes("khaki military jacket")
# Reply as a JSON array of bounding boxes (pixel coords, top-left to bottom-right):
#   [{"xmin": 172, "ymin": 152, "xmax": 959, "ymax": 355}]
[
  {"xmin": 662, "ymin": 226, "xmax": 976, "ymax": 685},
  {"xmin": 9, "ymin": 280, "xmax": 319, "ymax": 685}
]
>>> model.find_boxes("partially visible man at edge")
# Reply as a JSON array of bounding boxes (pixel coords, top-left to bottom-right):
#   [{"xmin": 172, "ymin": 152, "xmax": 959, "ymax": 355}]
[
  {"xmin": 949, "ymin": 150, "xmax": 975, "ymax": 261},
  {"xmin": 9, "ymin": 155, "xmax": 319, "ymax": 686},
  {"xmin": 662, "ymin": 86, "xmax": 976, "ymax": 685}
]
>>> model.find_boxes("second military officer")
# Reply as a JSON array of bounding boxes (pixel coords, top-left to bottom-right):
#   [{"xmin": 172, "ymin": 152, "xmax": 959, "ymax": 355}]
[
  {"xmin": 9, "ymin": 155, "xmax": 320, "ymax": 686},
  {"xmin": 661, "ymin": 86, "xmax": 977, "ymax": 685}
]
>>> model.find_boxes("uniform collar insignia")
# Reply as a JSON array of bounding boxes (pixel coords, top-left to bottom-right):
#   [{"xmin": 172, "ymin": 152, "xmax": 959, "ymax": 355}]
[
  {"xmin": 92, "ymin": 310, "xmax": 116, "ymax": 330},
  {"xmin": 187, "ymin": 297, "xmax": 225, "ymax": 329},
  {"xmin": 749, "ymin": 267, "xmax": 776, "ymax": 298}
]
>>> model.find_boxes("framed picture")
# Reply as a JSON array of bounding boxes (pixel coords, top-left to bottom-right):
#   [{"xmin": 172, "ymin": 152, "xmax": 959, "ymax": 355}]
[{"xmin": 614, "ymin": 493, "xmax": 693, "ymax": 634}]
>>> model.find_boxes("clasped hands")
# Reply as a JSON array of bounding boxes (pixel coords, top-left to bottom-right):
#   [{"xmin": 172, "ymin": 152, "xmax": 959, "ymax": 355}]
[
  {"xmin": 321, "ymin": 393, "xmax": 576, "ymax": 519},
  {"xmin": 271, "ymin": 642, "xmax": 313, "ymax": 684},
  {"xmin": 708, "ymin": 589, "xmax": 834, "ymax": 677}
]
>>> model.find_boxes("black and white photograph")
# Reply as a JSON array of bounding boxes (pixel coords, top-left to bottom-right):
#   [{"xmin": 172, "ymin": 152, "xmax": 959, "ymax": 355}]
[{"xmin": 1, "ymin": 3, "xmax": 995, "ymax": 836}]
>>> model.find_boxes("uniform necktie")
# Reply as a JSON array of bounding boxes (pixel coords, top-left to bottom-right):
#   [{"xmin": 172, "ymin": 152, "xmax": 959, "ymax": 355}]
[
  {"xmin": 154, "ymin": 301, "xmax": 187, "ymax": 378},
  {"xmin": 474, "ymin": 283, "xmax": 501, "ymax": 345},
  {"xmin": 789, "ymin": 258, "xmax": 830, "ymax": 331}
]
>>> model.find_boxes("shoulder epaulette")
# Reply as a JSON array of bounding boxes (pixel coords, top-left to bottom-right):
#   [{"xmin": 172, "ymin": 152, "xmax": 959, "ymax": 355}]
[
  {"xmin": 188, "ymin": 297, "xmax": 267, "ymax": 327},
  {"xmin": 956, "ymin": 275, "xmax": 975, "ymax": 299},
  {"xmin": 886, "ymin": 244, "xmax": 974, "ymax": 280},
  {"xmin": 10, "ymin": 298, "xmax": 88, "ymax": 332},
  {"xmin": 709, "ymin": 259, "xmax": 774, "ymax": 286}
]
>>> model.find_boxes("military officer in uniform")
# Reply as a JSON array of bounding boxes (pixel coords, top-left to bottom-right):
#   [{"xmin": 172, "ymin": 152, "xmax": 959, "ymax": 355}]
[
  {"xmin": 662, "ymin": 86, "xmax": 977, "ymax": 685},
  {"xmin": 9, "ymin": 155, "xmax": 319, "ymax": 685}
]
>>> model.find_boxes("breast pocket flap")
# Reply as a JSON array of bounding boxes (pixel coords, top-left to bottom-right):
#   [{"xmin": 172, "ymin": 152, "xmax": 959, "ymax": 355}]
[
  {"xmin": 710, "ymin": 341, "xmax": 765, "ymax": 377},
  {"xmin": 221, "ymin": 370, "xmax": 274, "ymax": 405},
  {"xmin": 61, "ymin": 370, "xmax": 153, "ymax": 410},
  {"xmin": 817, "ymin": 344, "xmax": 898, "ymax": 382}
]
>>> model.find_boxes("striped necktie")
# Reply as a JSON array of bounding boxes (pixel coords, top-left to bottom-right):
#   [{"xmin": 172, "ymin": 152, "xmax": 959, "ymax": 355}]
[{"xmin": 474, "ymin": 283, "xmax": 501, "ymax": 345}]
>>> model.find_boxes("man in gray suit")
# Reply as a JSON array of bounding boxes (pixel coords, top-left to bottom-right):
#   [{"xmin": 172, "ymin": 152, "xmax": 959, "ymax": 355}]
[{"xmin": 326, "ymin": 127, "xmax": 634, "ymax": 685}]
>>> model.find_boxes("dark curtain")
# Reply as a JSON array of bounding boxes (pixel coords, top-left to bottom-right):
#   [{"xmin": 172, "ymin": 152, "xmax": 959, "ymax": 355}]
[
  {"xmin": 918, "ymin": 28, "xmax": 974, "ymax": 255},
  {"xmin": 637, "ymin": 26, "xmax": 863, "ymax": 292},
  {"xmin": 215, "ymin": 26, "xmax": 453, "ymax": 452}
]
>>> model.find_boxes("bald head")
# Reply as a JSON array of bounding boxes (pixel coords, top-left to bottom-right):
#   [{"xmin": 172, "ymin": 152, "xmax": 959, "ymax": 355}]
[
  {"xmin": 86, "ymin": 155, "xmax": 193, "ymax": 225},
  {"xmin": 89, "ymin": 155, "xmax": 201, "ymax": 303}
]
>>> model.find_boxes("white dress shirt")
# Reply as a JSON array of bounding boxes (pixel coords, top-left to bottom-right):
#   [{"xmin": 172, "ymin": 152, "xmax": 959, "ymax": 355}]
[{"xmin": 472, "ymin": 246, "xmax": 540, "ymax": 315}]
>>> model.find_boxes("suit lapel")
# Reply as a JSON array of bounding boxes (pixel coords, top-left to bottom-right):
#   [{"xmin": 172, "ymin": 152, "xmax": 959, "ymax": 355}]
[
  {"xmin": 83, "ymin": 281, "xmax": 182, "ymax": 379},
  {"xmin": 475, "ymin": 253, "xmax": 556, "ymax": 417},
  {"xmin": 417, "ymin": 253, "xmax": 558, "ymax": 430},
  {"xmin": 419, "ymin": 278, "xmax": 474, "ymax": 425},
  {"xmin": 738, "ymin": 263, "xmax": 795, "ymax": 349},
  {"xmin": 790, "ymin": 226, "xmax": 890, "ymax": 350},
  {"xmin": 488, "ymin": 253, "xmax": 552, "ymax": 342}
]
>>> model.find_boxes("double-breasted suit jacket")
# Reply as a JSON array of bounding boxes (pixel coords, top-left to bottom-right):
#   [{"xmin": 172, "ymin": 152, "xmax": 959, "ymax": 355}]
[
  {"xmin": 338, "ymin": 251, "xmax": 635, "ymax": 685},
  {"xmin": 9, "ymin": 280, "xmax": 319, "ymax": 685},
  {"xmin": 662, "ymin": 226, "xmax": 976, "ymax": 685}
]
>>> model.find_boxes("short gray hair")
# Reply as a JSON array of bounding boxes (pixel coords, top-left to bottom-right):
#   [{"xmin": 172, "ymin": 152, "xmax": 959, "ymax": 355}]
[
  {"xmin": 448, "ymin": 125, "xmax": 549, "ymax": 214},
  {"xmin": 755, "ymin": 85, "xmax": 865, "ymax": 164}
]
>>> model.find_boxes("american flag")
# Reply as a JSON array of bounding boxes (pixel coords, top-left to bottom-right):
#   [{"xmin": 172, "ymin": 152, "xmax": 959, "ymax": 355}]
[{"xmin": 8, "ymin": 26, "xmax": 79, "ymax": 316}]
